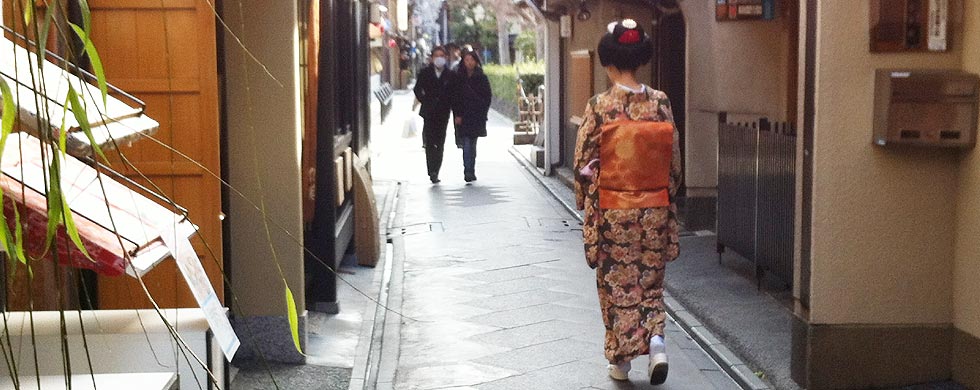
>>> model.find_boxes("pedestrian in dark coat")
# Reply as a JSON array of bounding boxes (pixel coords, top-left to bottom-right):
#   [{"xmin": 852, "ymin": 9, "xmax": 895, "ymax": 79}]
[
  {"xmin": 413, "ymin": 46, "xmax": 455, "ymax": 183},
  {"xmin": 452, "ymin": 51, "xmax": 492, "ymax": 182}
]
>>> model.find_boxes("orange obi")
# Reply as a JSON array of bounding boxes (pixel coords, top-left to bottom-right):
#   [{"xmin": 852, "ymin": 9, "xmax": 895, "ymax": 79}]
[{"xmin": 598, "ymin": 120, "xmax": 673, "ymax": 209}]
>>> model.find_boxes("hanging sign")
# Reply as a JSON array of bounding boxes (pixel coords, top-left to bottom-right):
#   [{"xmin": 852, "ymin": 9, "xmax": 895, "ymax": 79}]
[
  {"xmin": 927, "ymin": 0, "xmax": 948, "ymax": 51},
  {"xmin": 715, "ymin": 0, "xmax": 776, "ymax": 21},
  {"xmin": 560, "ymin": 15, "xmax": 572, "ymax": 38}
]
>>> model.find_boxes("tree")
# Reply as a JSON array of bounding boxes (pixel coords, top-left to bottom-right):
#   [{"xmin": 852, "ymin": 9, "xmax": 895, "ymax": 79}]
[
  {"xmin": 447, "ymin": 0, "xmax": 498, "ymax": 62},
  {"xmin": 514, "ymin": 29, "xmax": 536, "ymax": 62}
]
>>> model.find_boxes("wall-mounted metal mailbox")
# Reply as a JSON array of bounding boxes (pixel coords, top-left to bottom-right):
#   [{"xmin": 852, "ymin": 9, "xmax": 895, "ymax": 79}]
[{"xmin": 873, "ymin": 69, "xmax": 979, "ymax": 148}]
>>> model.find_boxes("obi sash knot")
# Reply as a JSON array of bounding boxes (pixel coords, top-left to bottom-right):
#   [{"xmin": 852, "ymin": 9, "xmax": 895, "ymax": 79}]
[{"xmin": 597, "ymin": 120, "xmax": 673, "ymax": 209}]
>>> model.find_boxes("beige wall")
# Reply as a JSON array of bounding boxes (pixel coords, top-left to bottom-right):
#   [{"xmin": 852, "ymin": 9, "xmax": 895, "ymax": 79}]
[
  {"xmin": 563, "ymin": 0, "xmax": 655, "ymax": 108},
  {"xmin": 681, "ymin": 0, "xmax": 793, "ymax": 191},
  {"xmin": 560, "ymin": 0, "xmax": 653, "ymax": 168},
  {"xmin": 954, "ymin": 0, "xmax": 980, "ymax": 339},
  {"xmin": 560, "ymin": 0, "xmax": 792, "ymax": 191},
  {"xmin": 809, "ymin": 1, "xmax": 963, "ymax": 325},
  {"xmin": 224, "ymin": 0, "xmax": 306, "ymax": 316}
]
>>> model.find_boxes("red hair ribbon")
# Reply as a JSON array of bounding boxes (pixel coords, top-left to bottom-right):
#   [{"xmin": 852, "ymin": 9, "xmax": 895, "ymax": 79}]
[{"xmin": 618, "ymin": 29, "xmax": 641, "ymax": 44}]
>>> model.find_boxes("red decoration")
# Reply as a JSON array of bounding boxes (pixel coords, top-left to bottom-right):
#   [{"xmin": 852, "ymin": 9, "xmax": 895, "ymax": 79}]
[
  {"xmin": 388, "ymin": 39, "xmax": 398, "ymax": 48},
  {"xmin": 618, "ymin": 30, "xmax": 641, "ymax": 44}
]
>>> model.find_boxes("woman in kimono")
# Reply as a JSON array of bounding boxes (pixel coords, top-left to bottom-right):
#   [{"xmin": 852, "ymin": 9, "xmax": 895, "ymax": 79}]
[{"xmin": 573, "ymin": 19, "xmax": 681, "ymax": 385}]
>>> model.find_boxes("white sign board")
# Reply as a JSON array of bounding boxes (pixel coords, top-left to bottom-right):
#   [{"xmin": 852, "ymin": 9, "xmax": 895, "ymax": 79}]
[
  {"xmin": 560, "ymin": 15, "xmax": 572, "ymax": 38},
  {"xmin": 161, "ymin": 227, "xmax": 241, "ymax": 361},
  {"xmin": 928, "ymin": 0, "xmax": 948, "ymax": 51}
]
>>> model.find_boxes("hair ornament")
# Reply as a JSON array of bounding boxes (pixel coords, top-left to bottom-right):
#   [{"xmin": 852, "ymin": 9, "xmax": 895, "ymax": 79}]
[
  {"xmin": 618, "ymin": 29, "xmax": 641, "ymax": 44},
  {"xmin": 607, "ymin": 21, "xmax": 617, "ymax": 34},
  {"xmin": 621, "ymin": 19, "xmax": 637, "ymax": 29}
]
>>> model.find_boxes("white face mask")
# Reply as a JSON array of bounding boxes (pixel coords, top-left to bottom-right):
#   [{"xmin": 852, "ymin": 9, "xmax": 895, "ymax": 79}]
[{"xmin": 433, "ymin": 57, "xmax": 447, "ymax": 68}]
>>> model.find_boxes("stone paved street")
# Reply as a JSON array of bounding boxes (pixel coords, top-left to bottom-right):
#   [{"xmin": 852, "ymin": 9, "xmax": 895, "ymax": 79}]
[{"xmin": 368, "ymin": 93, "xmax": 743, "ymax": 390}]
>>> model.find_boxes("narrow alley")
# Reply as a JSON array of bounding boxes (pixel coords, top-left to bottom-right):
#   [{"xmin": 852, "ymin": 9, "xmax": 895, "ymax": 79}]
[{"xmin": 365, "ymin": 93, "xmax": 744, "ymax": 389}]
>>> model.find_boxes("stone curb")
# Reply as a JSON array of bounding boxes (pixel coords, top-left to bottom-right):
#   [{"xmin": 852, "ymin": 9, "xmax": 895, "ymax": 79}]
[
  {"xmin": 348, "ymin": 182, "xmax": 401, "ymax": 390},
  {"xmin": 507, "ymin": 146, "xmax": 771, "ymax": 390}
]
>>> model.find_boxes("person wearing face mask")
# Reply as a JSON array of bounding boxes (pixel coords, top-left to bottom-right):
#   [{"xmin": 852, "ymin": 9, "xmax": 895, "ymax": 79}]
[{"xmin": 413, "ymin": 46, "xmax": 456, "ymax": 183}]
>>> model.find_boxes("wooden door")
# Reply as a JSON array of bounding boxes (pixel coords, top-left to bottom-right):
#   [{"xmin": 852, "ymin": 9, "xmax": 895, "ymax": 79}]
[{"xmin": 87, "ymin": 0, "xmax": 222, "ymax": 309}]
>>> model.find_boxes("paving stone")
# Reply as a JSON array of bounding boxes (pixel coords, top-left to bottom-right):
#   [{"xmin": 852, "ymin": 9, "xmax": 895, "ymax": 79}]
[
  {"xmin": 466, "ymin": 276, "xmax": 555, "ymax": 296},
  {"xmin": 400, "ymin": 318, "xmax": 501, "ymax": 343},
  {"xmin": 400, "ymin": 302, "xmax": 495, "ymax": 322},
  {"xmin": 702, "ymin": 369, "xmax": 746, "ymax": 390},
  {"xmin": 680, "ymin": 344, "xmax": 725, "ymax": 371},
  {"xmin": 469, "ymin": 320, "xmax": 594, "ymax": 349},
  {"xmin": 548, "ymin": 279, "xmax": 600, "ymax": 296},
  {"xmin": 466, "ymin": 303, "xmax": 602, "ymax": 328},
  {"xmin": 395, "ymin": 363, "xmax": 518, "ymax": 390},
  {"xmin": 398, "ymin": 338, "xmax": 512, "ymax": 368},
  {"xmin": 456, "ymin": 264, "xmax": 557, "ymax": 283},
  {"xmin": 465, "ymin": 256, "xmax": 562, "ymax": 271},
  {"xmin": 461, "ymin": 289, "xmax": 578, "ymax": 312},
  {"xmin": 475, "ymin": 360, "xmax": 608, "ymax": 390},
  {"xmin": 552, "ymin": 293, "xmax": 602, "ymax": 311},
  {"xmin": 403, "ymin": 286, "xmax": 492, "ymax": 306},
  {"xmin": 473, "ymin": 338, "xmax": 603, "ymax": 373}
]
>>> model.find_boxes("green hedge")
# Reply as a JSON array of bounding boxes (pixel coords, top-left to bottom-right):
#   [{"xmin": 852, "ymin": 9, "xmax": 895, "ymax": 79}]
[{"xmin": 483, "ymin": 62, "xmax": 545, "ymax": 109}]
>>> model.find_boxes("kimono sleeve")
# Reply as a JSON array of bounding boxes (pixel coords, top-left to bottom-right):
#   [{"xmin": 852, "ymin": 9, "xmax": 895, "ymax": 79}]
[
  {"xmin": 573, "ymin": 98, "xmax": 601, "ymax": 210},
  {"xmin": 657, "ymin": 92, "xmax": 682, "ymax": 198}
]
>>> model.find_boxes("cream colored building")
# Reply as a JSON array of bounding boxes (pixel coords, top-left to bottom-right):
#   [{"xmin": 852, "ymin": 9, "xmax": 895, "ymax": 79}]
[{"xmin": 799, "ymin": 1, "xmax": 979, "ymax": 388}]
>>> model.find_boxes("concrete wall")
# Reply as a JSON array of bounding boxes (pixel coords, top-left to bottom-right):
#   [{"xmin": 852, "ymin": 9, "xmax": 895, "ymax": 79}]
[
  {"xmin": 809, "ymin": 1, "xmax": 963, "ymax": 325},
  {"xmin": 954, "ymin": 0, "xmax": 980, "ymax": 339},
  {"xmin": 681, "ymin": 0, "xmax": 793, "ymax": 192},
  {"xmin": 223, "ymin": 0, "xmax": 306, "ymax": 317}
]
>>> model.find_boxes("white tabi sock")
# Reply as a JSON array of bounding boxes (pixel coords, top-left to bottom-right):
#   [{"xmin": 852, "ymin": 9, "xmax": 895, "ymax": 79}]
[{"xmin": 651, "ymin": 335, "xmax": 666, "ymax": 354}]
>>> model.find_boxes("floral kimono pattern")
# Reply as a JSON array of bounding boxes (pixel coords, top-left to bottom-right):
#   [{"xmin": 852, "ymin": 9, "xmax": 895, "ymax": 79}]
[{"xmin": 573, "ymin": 86, "xmax": 681, "ymax": 364}]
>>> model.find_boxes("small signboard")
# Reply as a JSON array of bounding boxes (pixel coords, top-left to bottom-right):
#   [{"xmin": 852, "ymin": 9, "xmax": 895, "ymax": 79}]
[{"xmin": 716, "ymin": 0, "xmax": 776, "ymax": 21}]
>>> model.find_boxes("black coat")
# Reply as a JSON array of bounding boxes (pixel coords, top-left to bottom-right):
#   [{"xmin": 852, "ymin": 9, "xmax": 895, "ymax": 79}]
[
  {"xmin": 413, "ymin": 65, "xmax": 455, "ymax": 119},
  {"xmin": 452, "ymin": 67, "xmax": 492, "ymax": 138}
]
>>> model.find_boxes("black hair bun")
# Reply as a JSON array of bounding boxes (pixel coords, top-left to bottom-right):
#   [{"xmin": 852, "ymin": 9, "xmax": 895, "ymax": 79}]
[{"xmin": 598, "ymin": 19, "xmax": 653, "ymax": 71}]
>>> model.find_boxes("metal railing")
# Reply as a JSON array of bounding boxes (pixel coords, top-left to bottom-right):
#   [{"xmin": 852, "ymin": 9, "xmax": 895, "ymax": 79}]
[{"xmin": 716, "ymin": 112, "xmax": 796, "ymax": 290}]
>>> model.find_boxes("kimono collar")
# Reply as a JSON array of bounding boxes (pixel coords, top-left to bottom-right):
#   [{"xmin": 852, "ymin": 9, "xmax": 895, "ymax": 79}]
[{"xmin": 615, "ymin": 83, "xmax": 646, "ymax": 94}]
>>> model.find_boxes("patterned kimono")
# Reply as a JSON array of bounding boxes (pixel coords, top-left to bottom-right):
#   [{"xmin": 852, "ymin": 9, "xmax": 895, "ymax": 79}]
[{"xmin": 573, "ymin": 85, "xmax": 681, "ymax": 364}]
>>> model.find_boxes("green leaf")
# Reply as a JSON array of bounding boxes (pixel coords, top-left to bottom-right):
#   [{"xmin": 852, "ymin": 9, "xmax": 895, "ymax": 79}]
[
  {"xmin": 12, "ymin": 203, "xmax": 26, "ymax": 264},
  {"xmin": 0, "ymin": 79, "xmax": 24, "ymax": 264},
  {"xmin": 58, "ymin": 109, "xmax": 68, "ymax": 153},
  {"xmin": 60, "ymin": 185, "xmax": 92, "ymax": 263},
  {"xmin": 43, "ymin": 148, "xmax": 92, "ymax": 263},
  {"xmin": 44, "ymin": 159, "xmax": 65, "ymax": 251},
  {"xmin": 66, "ymin": 85, "xmax": 107, "ymax": 162},
  {"xmin": 0, "ymin": 78, "xmax": 14, "ymax": 142},
  {"xmin": 286, "ymin": 287, "xmax": 303, "ymax": 354},
  {"xmin": 77, "ymin": 0, "xmax": 92, "ymax": 36},
  {"xmin": 68, "ymin": 23, "xmax": 108, "ymax": 107},
  {"xmin": 0, "ymin": 188, "xmax": 12, "ymax": 258},
  {"xmin": 37, "ymin": 4, "xmax": 55, "ymax": 58},
  {"xmin": 22, "ymin": 2, "xmax": 33, "ymax": 25}
]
